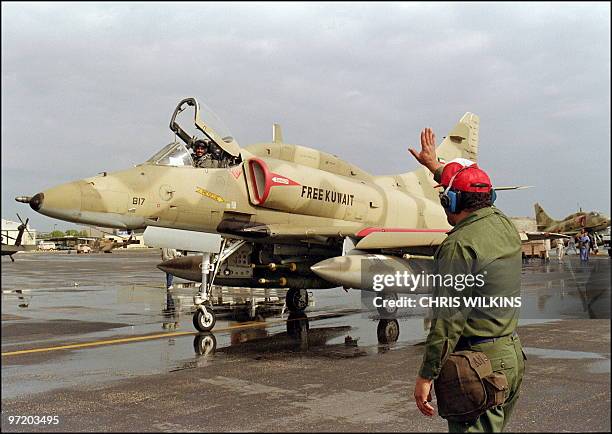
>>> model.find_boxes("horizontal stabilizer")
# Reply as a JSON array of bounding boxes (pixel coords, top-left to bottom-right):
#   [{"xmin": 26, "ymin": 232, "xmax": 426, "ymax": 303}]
[
  {"xmin": 520, "ymin": 231, "xmax": 571, "ymax": 242},
  {"xmin": 494, "ymin": 186, "xmax": 533, "ymax": 191}
]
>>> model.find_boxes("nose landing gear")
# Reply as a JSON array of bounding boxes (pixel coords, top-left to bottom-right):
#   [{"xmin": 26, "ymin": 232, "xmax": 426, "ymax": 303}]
[{"xmin": 193, "ymin": 301, "xmax": 216, "ymax": 332}]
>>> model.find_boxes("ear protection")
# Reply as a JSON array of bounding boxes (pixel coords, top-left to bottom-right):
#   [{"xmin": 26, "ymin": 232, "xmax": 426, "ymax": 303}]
[{"xmin": 439, "ymin": 166, "xmax": 497, "ymax": 213}]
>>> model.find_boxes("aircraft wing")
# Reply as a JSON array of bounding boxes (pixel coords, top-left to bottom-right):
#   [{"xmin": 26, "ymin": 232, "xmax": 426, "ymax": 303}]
[
  {"xmin": 227, "ymin": 223, "xmax": 449, "ymax": 249},
  {"xmin": 218, "ymin": 222, "xmax": 363, "ymax": 240},
  {"xmin": 519, "ymin": 231, "xmax": 571, "ymax": 242},
  {"xmin": 354, "ymin": 228, "xmax": 448, "ymax": 249}
]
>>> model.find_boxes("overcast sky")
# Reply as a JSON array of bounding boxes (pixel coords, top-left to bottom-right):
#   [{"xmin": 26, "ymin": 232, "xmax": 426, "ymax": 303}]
[{"xmin": 2, "ymin": 2, "xmax": 610, "ymax": 231}]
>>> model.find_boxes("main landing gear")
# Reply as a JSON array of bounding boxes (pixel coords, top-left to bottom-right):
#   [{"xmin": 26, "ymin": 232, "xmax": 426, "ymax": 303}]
[
  {"xmin": 285, "ymin": 287, "xmax": 309, "ymax": 312},
  {"xmin": 192, "ymin": 239, "xmax": 247, "ymax": 332},
  {"xmin": 377, "ymin": 319, "xmax": 400, "ymax": 344}
]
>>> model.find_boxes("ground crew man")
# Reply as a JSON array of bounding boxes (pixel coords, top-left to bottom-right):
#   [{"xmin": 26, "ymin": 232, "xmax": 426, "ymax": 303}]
[
  {"xmin": 556, "ymin": 238, "xmax": 566, "ymax": 261},
  {"xmin": 409, "ymin": 128, "xmax": 525, "ymax": 432},
  {"xmin": 161, "ymin": 248, "xmax": 181, "ymax": 290}
]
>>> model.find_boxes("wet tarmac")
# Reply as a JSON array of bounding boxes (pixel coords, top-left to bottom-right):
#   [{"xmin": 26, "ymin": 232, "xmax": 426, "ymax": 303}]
[{"xmin": 1, "ymin": 250, "xmax": 610, "ymax": 432}]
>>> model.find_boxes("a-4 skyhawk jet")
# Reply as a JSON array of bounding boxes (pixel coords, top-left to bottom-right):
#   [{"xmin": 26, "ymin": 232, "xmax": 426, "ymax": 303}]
[
  {"xmin": 535, "ymin": 203, "xmax": 610, "ymax": 236},
  {"xmin": 18, "ymin": 97, "xmax": 508, "ymax": 332}
]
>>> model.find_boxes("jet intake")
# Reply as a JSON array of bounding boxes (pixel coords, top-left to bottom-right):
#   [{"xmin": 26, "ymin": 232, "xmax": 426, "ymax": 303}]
[{"xmin": 245, "ymin": 157, "xmax": 383, "ymax": 222}]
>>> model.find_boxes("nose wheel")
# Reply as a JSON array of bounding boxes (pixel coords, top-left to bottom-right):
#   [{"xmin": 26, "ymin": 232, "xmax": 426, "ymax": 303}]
[
  {"xmin": 193, "ymin": 332, "xmax": 217, "ymax": 356},
  {"xmin": 193, "ymin": 302, "xmax": 216, "ymax": 332}
]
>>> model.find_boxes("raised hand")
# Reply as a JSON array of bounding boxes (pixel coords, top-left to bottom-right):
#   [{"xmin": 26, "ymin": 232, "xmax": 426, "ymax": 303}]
[{"xmin": 409, "ymin": 127, "xmax": 442, "ymax": 174}]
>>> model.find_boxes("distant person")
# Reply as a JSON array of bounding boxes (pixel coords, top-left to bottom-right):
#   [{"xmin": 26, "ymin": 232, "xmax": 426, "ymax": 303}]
[
  {"xmin": 578, "ymin": 230, "xmax": 591, "ymax": 262},
  {"xmin": 565, "ymin": 236, "xmax": 578, "ymax": 255},
  {"xmin": 590, "ymin": 233, "xmax": 598, "ymax": 255},
  {"xmin": 556, "ymin": 238, "xmax": 565, "ymax": 261},
  {"xmin": 161, "ymin": 248, "xmax": 181, "ymax": 289}
]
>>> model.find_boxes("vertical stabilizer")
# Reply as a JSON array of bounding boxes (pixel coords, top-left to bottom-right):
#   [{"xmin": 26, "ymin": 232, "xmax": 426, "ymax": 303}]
[
  {"xmin": 436, "ymin": 112, "xmax": 479, "ymax": 163},
  {"xmin": 394, "ymin": 113, "xmax": 480, "ymax": 201},
  {"xmin": 534, "ymin": 203, "xmax": 556, "ymax": 230},
  {"xmin": 273, "ymin": 123, "xmax": 283, "ymax": 144}
]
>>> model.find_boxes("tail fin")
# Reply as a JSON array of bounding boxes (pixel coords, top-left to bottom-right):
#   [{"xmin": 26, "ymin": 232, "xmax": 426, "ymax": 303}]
[
  {"xmin": 273, "ymin": 123, "xmax": 283, "ymax": 144},
  {"xmin": 393, "ymin": 113, "xmax": 480, "ymax": 201},
  {"xmin": 534, "ymin": 203, "xmax": 556, "ymax": 230},
  {"xmin": 436, "ymin": 112, "xmax": 479, "ymax": 163}
]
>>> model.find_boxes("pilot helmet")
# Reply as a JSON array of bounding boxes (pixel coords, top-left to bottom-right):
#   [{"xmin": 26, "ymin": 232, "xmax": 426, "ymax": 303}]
[
  {"xmin": 209, "ymin": 142, "xmax": 224, "ymax": 159},
  {"xmin": 193, "ymin": 140, "xmax": 208, "ymax": 152}
]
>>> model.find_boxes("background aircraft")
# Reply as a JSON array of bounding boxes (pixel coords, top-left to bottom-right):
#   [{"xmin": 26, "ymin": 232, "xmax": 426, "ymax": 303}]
[
  {"xmin": 1, "ymin": 214, "xmax": 31, "ymax": 262},
  {"xmin": 17, "ymin": 97, "xmax": 505, "ymax": 331},
  {"xmin": 91, "ymin": 232, "xmax": 139, "ymax": 253},
  {"xmin": 535, "ymin": 203, "xmax": 611, "ymax": 235}
]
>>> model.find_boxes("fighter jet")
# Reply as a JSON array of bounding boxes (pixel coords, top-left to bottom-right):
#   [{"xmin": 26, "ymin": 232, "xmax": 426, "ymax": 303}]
[
  {"xmin": 17, "ymin": 97, "xmax": 496, "ymax": 331},
  {"xmin": 535, "ymin": 203, "xmax": 611, "ymax": 235}
]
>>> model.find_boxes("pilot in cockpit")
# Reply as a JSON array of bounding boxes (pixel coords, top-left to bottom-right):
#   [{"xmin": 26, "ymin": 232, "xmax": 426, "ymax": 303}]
[
  {"xmin": 192, "ymin": 140, "xmax": 214, "ymax": 168},
  {"xmin": 192, "ymin": 139, "xmax": 239, "ymax": 169}
]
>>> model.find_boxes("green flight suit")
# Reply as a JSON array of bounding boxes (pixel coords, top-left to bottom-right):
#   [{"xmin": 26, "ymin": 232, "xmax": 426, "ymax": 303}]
[
  {"xmin": 418, "ymin": 169, "xmax": 525, "ymax": 432},
  {"xmin": 194, "ymin": 153, "xmax": 223, "ymax": 169}
]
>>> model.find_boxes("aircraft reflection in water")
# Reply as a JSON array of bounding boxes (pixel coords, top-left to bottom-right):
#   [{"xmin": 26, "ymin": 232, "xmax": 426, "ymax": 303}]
[
  {"xmin": 161, "ymin": 288, "xmax": 404, "ymax": 352},
  {"xmin": 18, "ymin": 96, "xmax": 509, "ymax": 333},
  {"xmin": 519, "ymin": 257, "xmax": 611, "ymax": 320},
  {"xmin": 191, "ymin": 312, "xmax": 403, "ymax": 359}
]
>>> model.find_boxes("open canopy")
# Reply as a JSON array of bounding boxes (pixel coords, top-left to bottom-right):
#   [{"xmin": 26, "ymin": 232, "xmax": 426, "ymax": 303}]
[{"xmin": 169, "ymin": 97, "xmax": 241, "ymax": 157}]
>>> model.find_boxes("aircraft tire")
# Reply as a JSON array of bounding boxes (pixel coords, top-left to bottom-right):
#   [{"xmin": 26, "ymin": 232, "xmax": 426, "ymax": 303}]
[
  {"xmin": 286, "ymin": 288, "xmax": 308, "ymax": 312},
  {"xmin": 193, "ymin": 305, "xmax": 216, "ymax": 332},
  {"xmin": 193, "ymin": 332, "xmax": 217, "ymax": 356},
  {"xmin": 286, "ymin": 312, "xmax": 309, "ymax": 338},
  {"xmin": 377, "ymin": 319, "xmax": 400, "ymax": 344},
  {"xmin": 376, "ymin": 292, "xmax": 399, "ymax": 318}
]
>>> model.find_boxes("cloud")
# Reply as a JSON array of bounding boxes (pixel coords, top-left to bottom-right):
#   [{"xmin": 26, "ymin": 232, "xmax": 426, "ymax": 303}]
[{"xmin": 2, "ymin": 2, "xmax": 610, "ymax": 230}]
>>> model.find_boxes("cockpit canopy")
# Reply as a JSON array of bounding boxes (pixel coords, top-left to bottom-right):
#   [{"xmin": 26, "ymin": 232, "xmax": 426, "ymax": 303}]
[
  {"xmin": 146, "ymin": 142, "xmax": 194, "ymax": 167},
  {"xmin": 145, "ymin": 98, "xmax": 242, "ymax": 168},
  {"xmin": 170, "ymin": 97, "xmax": 241, "ymax": 157}
]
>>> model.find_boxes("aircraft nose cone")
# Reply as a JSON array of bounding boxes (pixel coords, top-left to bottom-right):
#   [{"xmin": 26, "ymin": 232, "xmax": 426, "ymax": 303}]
[
  {"xmin": 29, "ymin": 193, "xmax": 44, "ymax": 211},
  {"xmin": 32, "ymin": 182, "xmax": 83, "ymax": 221}
]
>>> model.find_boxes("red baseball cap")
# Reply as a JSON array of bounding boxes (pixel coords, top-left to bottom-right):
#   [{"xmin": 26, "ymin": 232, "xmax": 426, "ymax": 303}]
[{"xmin": 435, "ymin": 161, "xmax": 492, "ymax": 193}]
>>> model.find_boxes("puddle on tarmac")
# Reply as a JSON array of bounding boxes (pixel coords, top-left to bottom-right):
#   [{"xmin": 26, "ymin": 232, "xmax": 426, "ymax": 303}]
[{"xmin": 523, "ymin": 347, "xmax": 608, "ymax": 360}]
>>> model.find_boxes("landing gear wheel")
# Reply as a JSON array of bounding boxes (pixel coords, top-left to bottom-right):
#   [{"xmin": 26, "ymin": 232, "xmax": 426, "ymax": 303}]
[
  {"xmin": 376, "ymin": 293, "xmax": 398, "ymax": 318},
  {"xmin": 286, "ymin": 288, "xmax": 308, "ymax": 312},
  {"xmin": 193, "ymin": 332, "xmax": 217, "ymax": 356},
  {"xmin": 193, "ymin": 303, "xmax": 216, "ymax": 332},
  {"xmin": 377, "ymin": 319, "xmax": 400, "ymax": 344},
  {"xmin": 287, "ymin": 312, "xmax": 310, "ymax": 338}
]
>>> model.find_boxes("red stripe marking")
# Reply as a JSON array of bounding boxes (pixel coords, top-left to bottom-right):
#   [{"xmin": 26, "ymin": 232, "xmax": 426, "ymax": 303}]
[{"xmin": 356, "ymin": 227, "xmax": 449, "ymax": 237}]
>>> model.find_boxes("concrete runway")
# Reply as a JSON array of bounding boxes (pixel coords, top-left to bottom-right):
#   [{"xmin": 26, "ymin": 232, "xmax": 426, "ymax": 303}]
[{"xmin": 1, "ymin": 250, "xmax": 610, "ymax": 432}]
